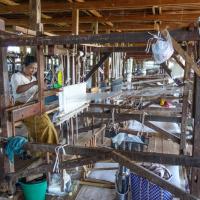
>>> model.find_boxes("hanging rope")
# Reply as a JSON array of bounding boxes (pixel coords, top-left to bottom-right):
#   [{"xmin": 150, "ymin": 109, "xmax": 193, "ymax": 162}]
[
  {"xmin": 135, "ymin": 97, "xmax": 143, "ymax": 110},
  {"xmin": 145, "ymin": 31, "xmax": 165, "ymax": 53},
  {"xmin": 112, "ymin": 108, "xmax": 115, "ymax": 125},
  {"xmin": 53, "ymin": 144, "xmax": 68, "ymax": 174},
  {"xmin": 137, "ymin": 112, "xmax": 147, "ymax": 136}
]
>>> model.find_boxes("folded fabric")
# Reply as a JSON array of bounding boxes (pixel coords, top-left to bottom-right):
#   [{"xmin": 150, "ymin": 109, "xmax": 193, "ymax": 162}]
[
  {"xmin": 112, "ymin": 133, "xmax": 144, "ymax": 146},
  {"xmin": 141, "ymin": 163, "xmax": 172, "ymax": 180},
  {"xmin": 5, "ymin": 136, "xmax": 28, "ymax": 163}
]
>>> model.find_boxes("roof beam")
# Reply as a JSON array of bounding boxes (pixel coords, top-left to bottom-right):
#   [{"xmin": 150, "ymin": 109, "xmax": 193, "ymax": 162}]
[
  {"xmin": 88, "ymin": 9, "xmax": 114, "ymax": 28},
  {"xmin": 1, "ymin": 1, "xmax": 200, "ymax": 14},
  {"xmin": 3, "ymin": 13, "xmax": 197, "ymax": 28},
  {"xmin": 41, "ymin": 22, "xmax": 188, "ymax": 32},
  {"xmin": 5, "ymin": 21, "xmax": 189, "ymax": 33},
  {"xmin": 12, "ymin": 25, "xmax": 57, "ymax": 36}
]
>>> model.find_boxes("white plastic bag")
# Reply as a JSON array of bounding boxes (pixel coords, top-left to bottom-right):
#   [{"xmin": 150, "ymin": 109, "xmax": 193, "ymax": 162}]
[
  {"xmin": 48, "ymin": 144, "xmax": 72, "ymax": 196},
  {"xmin": 48, "ymin": 169, "xmax": 71, "ymax": 196},
  {"xmin": 146, "ymin": 31, "xmax": 174, "ymax": 64}
]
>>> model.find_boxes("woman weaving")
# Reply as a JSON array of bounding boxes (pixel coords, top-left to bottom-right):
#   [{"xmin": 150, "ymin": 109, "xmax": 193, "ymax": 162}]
[{"xmin": 11, "ymin": 55, "xmax": 59, "ymax": 144}]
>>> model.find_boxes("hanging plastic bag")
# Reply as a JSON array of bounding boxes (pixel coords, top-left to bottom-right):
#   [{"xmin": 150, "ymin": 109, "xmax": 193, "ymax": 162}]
[
  {"xmin": 146, "ymin": 30, "xmax": 174, "ymax": 64},
  {"xmin": 48, "ymin": 144, "xmax": 72, "ymax": 196},
  {"xmin": 48, "ymin": 169, "xmax": 72, "ymax": 196}
]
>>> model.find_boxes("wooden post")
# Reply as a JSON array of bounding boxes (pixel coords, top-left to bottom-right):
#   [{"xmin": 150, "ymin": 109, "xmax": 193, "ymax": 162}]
[
  {"xmin": 29, "ymin": 0, "xmax": 42, "ymax": 32},
  {"xmin": 37, "ymin": 46, "xmax": 45, "ymax": 113},
  {"xmin": 29, "ymin": 0, "xmax": 46, "ymax": 184},
  {"xmin": 93, "ymin": 21, "xmax": 99, "ymax": 35},
  {"xmin": 29, "ymin": 0, "xmax": 44, "ymax": 113},
  {"xmin": 170, "ymin": 34, "xmax": 200, "ymax": 77},
  {"xmin": 29, "ymin": 0, "xmax": 43, "ymax": 55},
  {"xmin": 191, "ymin": 42, "xmax": 200, "ymax": 197},
  {"xmin": 92, "ymin": 22, "xmax": 99, "ymax": 88},
  {"xmin": 180, "ymin": 43, "xmax": 191, "ymax": 155},
  {"xmin": 0, "ymin": 19, "xmax": 15, "ymax": 194},
  {"xmin": 104, "ymin": 29, "xmax": 111, "ymax": 85},
  {"xmin": 104, "ymin": 58, "xmax": 110, "ymax": 84},
  {"xmin": 72, "ymin": 9, "xmax": 79, "ymax": 35},
  {"xmin": 92, "ymin": 53, "xmax": 97, "ymax": 88},
  {"xmin": 72, "ymin": 9, "xmax": 79, "ymax": 84}
]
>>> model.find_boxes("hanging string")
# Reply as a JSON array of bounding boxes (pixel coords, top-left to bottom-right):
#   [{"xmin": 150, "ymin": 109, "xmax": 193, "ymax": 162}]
[
  {"xmin": 137, "ymin": 112, "xmax": 147, "ymax": 136},
  {"xmin": 145, "ymin": 31, "xmax": 164, "ymax": 53},
  {"xmin": 112, "ymin": 108, "xmax": 115, "ymax": 125},
  {"xmin": 53, "ymin": 144, "xmax": 68, "ymax": 174},
  {"xmin": 33, "ymin": 115, "xmax": 37, "ymax": 143},
  {"xmin": 136, "ymin": 97, "xmax": 143, "ymax": 110}
]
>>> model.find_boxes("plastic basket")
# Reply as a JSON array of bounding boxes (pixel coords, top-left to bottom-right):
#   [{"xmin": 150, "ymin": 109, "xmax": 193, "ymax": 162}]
[{"xmin": 130, "ymin": 173, "xmax": 173, "ymax": 200}]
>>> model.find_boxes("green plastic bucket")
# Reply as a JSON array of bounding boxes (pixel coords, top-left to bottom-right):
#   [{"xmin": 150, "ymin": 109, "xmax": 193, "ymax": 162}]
[{"xmin": 20, "ymin": 178, "xmax": 47, "ymax": 200}]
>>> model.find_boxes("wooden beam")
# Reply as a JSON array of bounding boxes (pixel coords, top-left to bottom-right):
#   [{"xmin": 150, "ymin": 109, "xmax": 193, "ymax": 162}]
[
  {"xmin": 73, "ymin": 0, "xmax": 114, "ymax": 29},
  {"xmin": 112, "ymin": 151, "xmax": 199, "ymax": 200},
  {"xmin": 29, "ymin": 0, "xmax": 42, "ymax": 32},
  {"xmin": 173, "ymin": 55, "xmax": 185, "ymax": 69},
  {"xmin": 0, "ymin": 19, "xmax": 14, "ymax": 175},
  {"xmin": 10, "ymin": 102, "xmax": 41, "ymax": 122},
  {"xmin": 21, "ymin": 143, "xmax": 200, "ymax": 168},
  {"xmin": 36, "ymin": 46, "xmax": 45, "ymax": 113},
  {"xmin": 84, "ymin": 52, "xmax": 111, "ymax": 81},
  {"xmin": 13, "ymin": 25, "xmax": 36, "ymax": 36},
  {"xmin": 82, "ymin": 112, "xmax": 182, "ymax": 123},
  {"xmin": 4, "ymin": 142, "xmax": 200, "ymax": 199},
  {"xmin": 41, "ymin": 22, "xmax": 188, "ymax": 32},
  {"xmin": 12, "ymin": 25, "xmax": 57, "ymax": 36},
  {"xmin": 6, "ymin": 155, "xmax": 108, "ymax": 181},
  {"xmin": 1, "ymin": 30, "xmax": 199, "ymax": 47},
  {"xmin": 79, "ymin": 180, "xmax": 115, "ymax": 189},
  {"xmin": 191, "ymin": 42, "xmax": 200, "ymax": 197},
  {"xmin": 92, "ymin": 21, "xmax": 98, "ymax": 35},
  {"xmin": 88, "ymin": 9, "xmax": 114, "ymax": 28},
  {"xmin": 169, "ymin": 33, "xmax": 200, "ymax": 77},
  {"xmin": 1, "ymin": 1, "xmax": 200, "ymax": 14},
  {"xmin": 91, "ymin": 46, "xmax": 147, "ymax": 53},
  {"xmin": 4, "ymin": 13, "xmax": 199, "ymax": 26},
  {"xmin": 71, "ymin": 0, "xmax": 200, "ymax": 10},
  {"xmin": 180, "ymin": 43, "xmax": 191, "ymax": 154},
  {"xmin": 90, "ymin": 103, "xmax": 182, "ymax": 116},
  {"xmin": 160, "ymin": 62, "xmax": 172, "ymax": 77},
  {"xmin": 0, "ymin": 18, "xmax": 5, "ymax": 30},
  {"xmin": 144, "ymin": 121, "xmax": 181, "ymax": 143},
  {"xmin": 72, "ymin": 8, "xmax": 79, "ymax": 35},
  {"xmin": 118, "ymin": 150, "xmax": 200, "ymax": 167},
  {"xmin": 104, "ymin": 56, "xmax": 109, "ymax": 82}
]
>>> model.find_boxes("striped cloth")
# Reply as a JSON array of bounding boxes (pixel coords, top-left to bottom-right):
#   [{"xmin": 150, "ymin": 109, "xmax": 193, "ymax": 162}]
[{"xmin": 130, "ymin": 173, "xmax": 173, "ymax": 200}]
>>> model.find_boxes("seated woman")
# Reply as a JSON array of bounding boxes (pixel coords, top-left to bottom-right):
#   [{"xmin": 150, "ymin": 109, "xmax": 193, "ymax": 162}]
[{"xmin": 11, "ymin": 55, "xmax": 59, "ymax": 144}]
